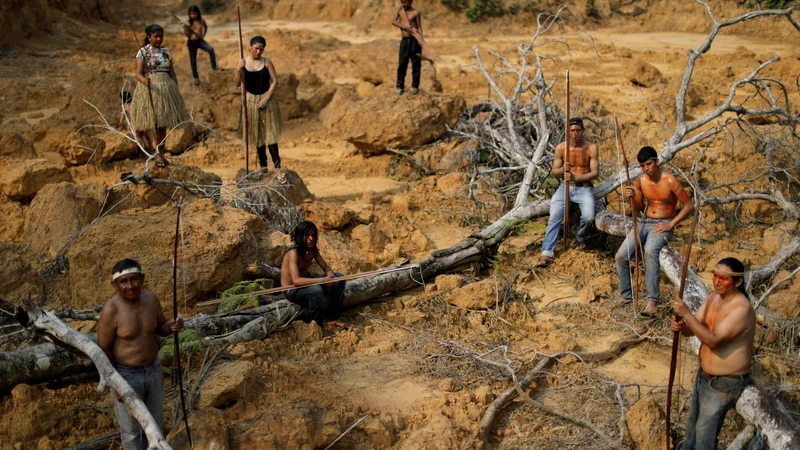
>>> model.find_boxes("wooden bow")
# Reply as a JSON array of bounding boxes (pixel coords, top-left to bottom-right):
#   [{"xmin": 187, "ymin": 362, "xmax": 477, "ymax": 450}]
[
  {"xmin": 666, "ymin": 207, "xmax": 699, "ymax": 449},
  {"xmin": 613, "ymin": 116, "xmax": 641, "ymax": 314},
  {"xmin": 172, "ymin": 206, "xmax": 193, "ymax": 448},
  {"xmin": 237, "ymin": 5, "xmax": 250, "ymax": 175},
  {"xmin": 562, "ymin": 70, "xmax": 571, "ymax": 253}
]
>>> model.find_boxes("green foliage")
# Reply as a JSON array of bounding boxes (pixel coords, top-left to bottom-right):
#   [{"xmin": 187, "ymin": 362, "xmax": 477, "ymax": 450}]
[
  {"xmin": 217, "ymin": 279, "xmax": 268, "ymax": 315},
  {"xmin": 440, "ymin": 0, "xmax": 505, "ymax": 22},
  {"xmin": 158, "ymin": 329, "xmax": 204, "ymax": 362},
  {"xmin": 761, "ymin": 0, "xmax": 787, "ymax": 8}
]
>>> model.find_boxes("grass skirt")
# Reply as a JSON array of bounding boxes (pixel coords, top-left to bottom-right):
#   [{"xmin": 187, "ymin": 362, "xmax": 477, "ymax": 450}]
[
  {"xmin": 131, "ymin": 73, "xmax": 189, "ymax": 131},
  {"xmin": 239, "ymin": 92, "xmax": 283, "ymax": 146}
]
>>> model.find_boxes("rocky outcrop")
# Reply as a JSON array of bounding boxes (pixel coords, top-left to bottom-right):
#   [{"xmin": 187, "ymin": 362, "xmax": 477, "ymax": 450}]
[
  {"xmin": 66, "ymin": 199, "xmax": 268, "ymax": 309},
  {"xmin": 623, "ymin": 59, "xmax": 663, "ymax": 87},
  {"xmin": 0, "ymin": 132, "xmax": 37, "ymax": 159},
  {"xmin": 0, "ymin": 159, "xmax": 72, "ymax": 201},
  {"xmin": 23, "ymin": 182, "xmax": 108, "ymax": 256},
  {"xmin": 197, "ymin": 361, "xmax": 258, "ymax": 408},
  {"xmin": 0, "ymin": 247, "xmax": 43, "ymax": 303},
  {"xmin": 320, "ymin": 88, "xmax": 465, "ymax": 155}
]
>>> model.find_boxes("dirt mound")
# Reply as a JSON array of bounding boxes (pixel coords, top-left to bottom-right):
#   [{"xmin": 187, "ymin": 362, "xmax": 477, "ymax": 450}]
[
  {"xmin": 0, "ymin": 246, "xmax": 43, "ymax": 303},
  {"xmin": 320, "ymin": 88, "xmax": 465, "ymax": 154},
  {"xmin": 138, "ymin": 164, "xmax": 223, "ymax": 208},
  {"xmin": 0, "ymin": 132, "xmax": 36, "ymax": 159},
  {"xmin": 23, "ymin": 182, "xmax": 108, "ymax": 256},
  {"xmin": 0, "ymin": 0, "xmax": 114, "ymax": 47},
  {"xmin": 0, "ymin": 158, "xmax": 72, "ymax": 201},
  {"xmin": 0, "ymin": 200, "xmax": 25, "ymax": 243},
  {"xmin": 66, "ymin": 199, "xmax": 268, "ymax": 309}
]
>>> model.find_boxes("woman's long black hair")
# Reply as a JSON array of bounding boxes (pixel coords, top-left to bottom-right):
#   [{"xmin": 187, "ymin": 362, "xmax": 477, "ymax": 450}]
[
  {"xmin": 188, "ymin": 5, "xmax": 202, "ymax": 25},
  {"xmin": 143, "ymin": 24, "xmax": 164, "ymax": 47}
]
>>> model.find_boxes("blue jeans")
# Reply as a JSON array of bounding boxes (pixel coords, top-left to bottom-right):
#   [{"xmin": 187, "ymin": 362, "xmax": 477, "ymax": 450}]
[
  {"xmin": 683, "ymin": 368, "xmax": 751, "ymax": 450},
  {"xmin": 615, "ymin": 218, "xmax": 673, "ymax": 303},
  {"xmin": 112, "ymin": 359, "xmax": 164, "ymax": 450},
  {"xmin": 187, "ymin": 39, "xmax": 217, "ymax": 80},
  {"xmin": 285, "ymin": 273, "xmax": 346, "ymax": 327},
  {"xmin": 541, "ymin": 184, "xmax": 595, "ymax": 257}
]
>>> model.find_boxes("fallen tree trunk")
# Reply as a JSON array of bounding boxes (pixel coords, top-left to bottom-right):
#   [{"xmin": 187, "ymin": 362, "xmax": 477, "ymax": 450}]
[
  {"xmin": 17, "ymin": 300, "xmax": 171, "ymax": 450},
  {"xmin": 595, "ymin": 209, "xmax": 800, "ymax": 448}
]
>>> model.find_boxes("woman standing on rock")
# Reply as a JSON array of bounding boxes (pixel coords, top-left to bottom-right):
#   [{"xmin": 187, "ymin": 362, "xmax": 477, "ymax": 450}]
[
  {"xmin": 182, "ymin": 5, "xmax": 217, "ymax": 86},
  {"xmin": 132, "ymin": 24, "xmax": 189, "ymax": 167},
  {"xmin": 234, "ymin": 35, "xmax": 286, "ymax": 183}
]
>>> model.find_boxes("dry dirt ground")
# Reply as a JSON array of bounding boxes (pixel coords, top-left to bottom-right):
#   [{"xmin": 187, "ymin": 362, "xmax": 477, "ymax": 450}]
[{"xmin": 1, "ymin": 0, "xmax": 799, "ymax": 449}]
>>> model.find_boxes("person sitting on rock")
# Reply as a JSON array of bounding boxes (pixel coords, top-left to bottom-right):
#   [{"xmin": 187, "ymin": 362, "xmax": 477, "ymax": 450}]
[
  {"xmin": 672, "ymin": 257, "xmax": 755, "ymax": 450},
  {"xmin": 392, "ymin": 0, "xmax": 423, "ymax": 95},
  {"xmin": 281, "ymin": 220, "xmax": 348, "ymax": 334},
  {"xmin": 96, "ymin": 259, "xmax": 183, "ymax": 450},
  {"xmin": 535, "ymin": 117, "xmax": 599, "ymax": 268},
  {"xmin": 616, "ymin": 146, "xmax": 693, "ymax": 316}
]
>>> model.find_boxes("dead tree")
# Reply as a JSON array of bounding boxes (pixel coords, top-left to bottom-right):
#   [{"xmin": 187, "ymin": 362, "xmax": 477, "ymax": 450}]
[{"xmin": 15, "ymin": 300, "xmax": 171, "ymax": 450}]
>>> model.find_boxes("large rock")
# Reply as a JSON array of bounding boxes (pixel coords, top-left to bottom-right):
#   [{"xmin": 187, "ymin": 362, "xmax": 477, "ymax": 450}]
[
  {"xmin": 197, "ymin": 361, "xmax": 258, "ymax": 408},
  {"xmin": 0, "ymin": 247, "xmax": 43, "ymax": 303},
  {"xmin": 351, "ymin": 223, "xmax": 389, "ymax": 254},
  {"xmin": 23, "ymin": 182, "xmax": 107, "ymax": 256},
  {"xmin": 305, "ymin": 83, "xmax": 337, "ymax": 113},
  {"xmin": 102, "ymin": 133, "xmax": 139, "ymax": 162},
  {"xmin": 239, "ymin": 401, "xmax": 342, "ymax": 450},
  {"xmin": 276, "ymin": 72, "xmax": 302, "ymax": 121},
  {"xmin": 626, "ymin": 395, "xmax": 667, "ymax": 450},
  {"xmin": 66, "ymin": 199, "xmax": 268, "ymax": 308},
  {"xmin": 624, "ymin": 59, "xmax": 662, "ymax": 88},
  {"xmin": 443, "ymin": 278, "xmax": 498, "ymax": 309},
  {"xmin": 0, "ymin": 200, "xmax": 26, "ymax": 243},
  {"xmin": 436, "ymin": 172, "xmax": 468, "ymax": 196},
  {"xmin": 0, "ymin": 159, "xmax": 72, "ymax": 201},
  {"xmin": 138, "ymin": 164, "xmax": 222, "ymax": 208},
  {"xmin": 299, "ymin": 201, "xmax": 355, "ymax": 231},
  {"xmin": 167, "ymin": 407, "xmax": 229, "ymax": 450},
  {"xmin": 320, "ymin": 89, "xmax": 465, "ymax": 155},
  {"xmin": 0, "ymin": 132, "xmax": 37, "ymax": 159},
  {"xmin": 762, "ymin": 222, "xmax": 797, "ymax": 255},
  {"xmin": 345, "ymin": 39, "xmax": 441, "ymax": 91},
  {"xmin": 55, "ymin": 131, "xmax": 105, "ymax": 166}
]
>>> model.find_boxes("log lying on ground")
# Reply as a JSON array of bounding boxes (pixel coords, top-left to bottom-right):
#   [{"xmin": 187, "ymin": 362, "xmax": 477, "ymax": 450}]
[
  {"xmin": 595, "ymin": 209, "xmax": 800, "ymax": 448},
  {"xmin": 17, "ymin": 300, "xmax": 171, "ymax": 450}
]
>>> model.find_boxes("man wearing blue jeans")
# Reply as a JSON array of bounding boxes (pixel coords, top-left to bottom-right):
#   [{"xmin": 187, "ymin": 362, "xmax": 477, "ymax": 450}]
[
  {"xmin": 281, "ymin": 220, "xmax": 349, "ymax": 334},
  {"xmin": 616, "ymin": 146, "xmax": 693, "ymax": 316},
  {"xmin": 97, "ymin": 259, "xmax": 183, "ymax": 450},
  {"xmin": 535, "ymin": 117, "xmax": 599, "ymax": 267},
  {"xmin": 672, "ymin": 257, "xmax": 755, "ymax": 449}
]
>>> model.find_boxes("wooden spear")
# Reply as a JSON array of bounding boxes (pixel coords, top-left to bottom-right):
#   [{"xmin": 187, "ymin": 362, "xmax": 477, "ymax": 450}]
[
  {"xmin": 613, "ymin": 116, "xmax": 642, "ymax": 314},
  {"xmin": 197, "ymin": 265, "xmax": 421, "ymax": 307},
  {"xmin": 562, "ymin": 70, "xmax": 571, "ymax": 253},
  {"xmin": 237, "ymin": 6, "xmax": 250, "ymax": 175},
  {"xmin": 172, "ymin": 206, "xmax": 193, "ymax": 448},
  {"xmin": 666, "ymin": 208, "xmax": 699, "ymax": 450},
  {"xmin": 125, "ymin": 21, "xmax": 159, "ymax": 152}
]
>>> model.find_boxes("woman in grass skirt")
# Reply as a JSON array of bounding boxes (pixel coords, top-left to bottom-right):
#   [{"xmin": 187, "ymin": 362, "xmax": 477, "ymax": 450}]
[
  {"xmin": 132, "ymin": 24, "xmax": 189, "ymax": 167},
  {"xmin": 234, "ymin": 35, "xmax": 285, "ymax": 183}
]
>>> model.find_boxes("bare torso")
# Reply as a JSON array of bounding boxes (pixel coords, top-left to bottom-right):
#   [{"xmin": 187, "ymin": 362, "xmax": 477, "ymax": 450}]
[
  {"xmin": 281, "ymin": 248, "xmax": 316, "ymax": 287},
  {"xmin": 187, "ymin": 20, "xmax": 206, "ymax": 41},
  {"xmin": 638, "ymin": 171, "xmax": 682, "ymax": 219},
  {"xmin": 100, "ymin": 291, "xmax": 163, "ymax": 367},
  {"xmin": 556, "ymin": 141, "xmax": 596, "ymax": 176},
  {"xmin": 395, "ymin": 7, "xmax": 420, "ymax": 38},
  {"xmin": 698, "ymin": 292, "xmax": 755, "ymax": 376}
]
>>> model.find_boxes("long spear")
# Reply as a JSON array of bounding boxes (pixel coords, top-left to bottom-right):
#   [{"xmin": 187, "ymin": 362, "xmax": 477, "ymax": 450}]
[
  {"xmin": 197, "ymin": 265, "xmax": 421, "ymax": 307},
  {"xmin": 613, "ymin": 116, "xmax": 642, "ymax": 314},
  {"xmin": 666, "ymin": 207, "xmax": 699, "ymax": 450},
  {"xmin": 172, "ymin": 206, "xmax": 193, "ymax": 448},
  {"xmin": 562, "ymin": 70, "xmax": 571, "ymax": 253},
  {"xmin": 125, "ymin": 21, "xmax": 159, "ymax": 153},
  {"xmin": 237, "ymin": 5, "xmax": 250, "ymax": 176}
]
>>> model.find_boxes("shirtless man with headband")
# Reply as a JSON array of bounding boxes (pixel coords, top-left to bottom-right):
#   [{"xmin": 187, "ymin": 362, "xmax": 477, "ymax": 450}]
[
  {"xmin": 97, "ymin": 259, "xmax": 183, "ymax": 450},
  {"xmin": 672, "ymin": 257, "xmax": 755, "ymax": 449},
  {"xmin": 616, "ymin": 146, "xmax": 693, "ymax": 316}
]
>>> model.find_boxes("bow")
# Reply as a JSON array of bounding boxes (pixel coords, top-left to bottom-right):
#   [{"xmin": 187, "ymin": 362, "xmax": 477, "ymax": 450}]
[
  {"xmin": 172, "ymin": 206, "xmax": 193, "ymax": 447},
  {"xmin": 562, "ymin": 70, "xmax": 571, "ymax": 253},
  {"xmin": 666, "ymin": 208, "xmax": 699, "ymax": 449}
]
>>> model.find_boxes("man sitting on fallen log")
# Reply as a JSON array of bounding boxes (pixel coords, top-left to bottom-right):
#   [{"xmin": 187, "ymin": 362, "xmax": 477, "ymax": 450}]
[
  {"xmin": 96, "ymin": 258, "xmax": 183, "ymax": 450},
  {"xmin": 281, "ymin": 220, "xmax": 348, "ymax": 334},
  {"xmin": 616, "ymin": 146, "xmax": 693, "ymax": 316},
  {"xmin": 672, "ymin": 257, "xmax": 755, "ymax": 450},
  {"xmin": 535, "ymin": 117, "xmax": 599, "ymax": 267}
]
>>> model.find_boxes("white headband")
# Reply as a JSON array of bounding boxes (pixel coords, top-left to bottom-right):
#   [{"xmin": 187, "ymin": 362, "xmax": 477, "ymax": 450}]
[{"xmin": 113, "ymin": 267, "xmax": 142, "ymax": 281}]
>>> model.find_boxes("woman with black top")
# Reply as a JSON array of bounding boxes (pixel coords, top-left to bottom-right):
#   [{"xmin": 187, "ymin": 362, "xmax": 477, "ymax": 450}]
[{"xmin": 234, "ymin": 35, "xmax": 285, "ymax": 183}]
